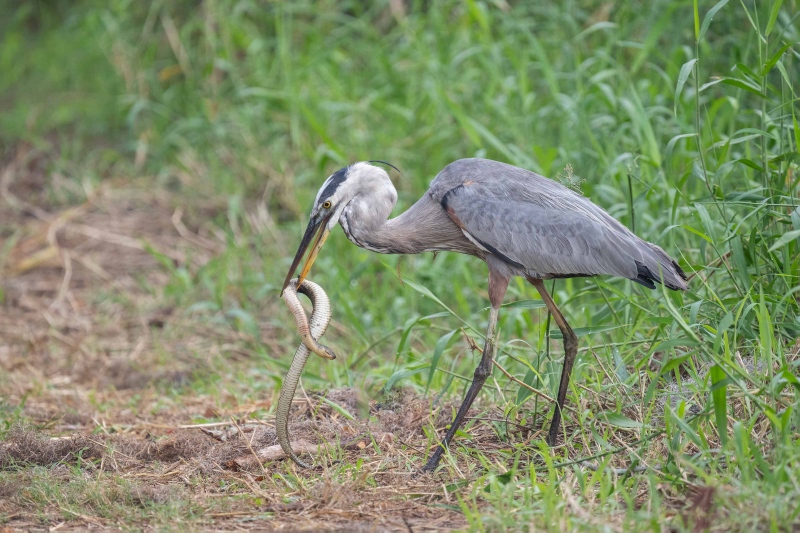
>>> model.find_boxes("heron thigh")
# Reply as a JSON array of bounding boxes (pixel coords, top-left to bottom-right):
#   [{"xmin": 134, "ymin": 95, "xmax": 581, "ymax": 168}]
[{"xmin": 486, "ymin": 256, "xmax": 512, "ymax": 308}]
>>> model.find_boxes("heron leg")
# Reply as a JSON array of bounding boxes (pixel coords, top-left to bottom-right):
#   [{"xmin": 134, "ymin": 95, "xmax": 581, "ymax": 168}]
[
  {"xmin": 422, "ymin": 269, "xmax": 508, "ymax": 472},
  {"xmin": 528, "ymin": 277, "xmax": 577, "ymax": 446}
]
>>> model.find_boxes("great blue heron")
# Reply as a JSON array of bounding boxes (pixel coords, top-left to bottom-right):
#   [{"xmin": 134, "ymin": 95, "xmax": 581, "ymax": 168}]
[{"xmin": 282, "ymin": 158, "xmax": 688, "ymax": 472}]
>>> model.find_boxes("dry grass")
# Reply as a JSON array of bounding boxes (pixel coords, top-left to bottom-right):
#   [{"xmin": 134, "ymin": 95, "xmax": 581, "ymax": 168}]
[
  {"xmin": 0, "ymin": 145, "xmax": 472, "ymax": 530},
  {"xmin": 0, "ymin": 416, "xmax": 465, "ymax": 531}
]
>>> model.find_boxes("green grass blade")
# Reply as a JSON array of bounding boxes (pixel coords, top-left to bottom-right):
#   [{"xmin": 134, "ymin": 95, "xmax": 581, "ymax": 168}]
[
  {"xmin": 765, "ymin": 0, "xmax": 783, "ymax": 36},
  {"xmin": 730, "ymin": 235, "xmax": 752, "ymax": 292},
  {"xmin": 502, "ymin": 300, "xmax": 546, "ymax": 310},
  {"xmin": 710, "ymin": 363, "xmax": 729, "ymax": 445},
  {"xmin": 674, "ymin": 59, "xmax": 698, "ymax": 116},
  {"xmin": 699, "ymin": 0, "xmax": 731, "ymax": 42},
  {"xmin": 384, "ymin": 365, "xmax": 427, "ymax": 393},
  {"xmin": 549, "ymin": 325, "xmax": 624, "ymax": 339},
  {"xmin": 402, "ymin": 279, "xmax": 476, "ymax": 334},
  {"xmin": 794, "ymin": 104, "xmax": 800, "ymax": 154},
  {"xmin": 425, "ymin": 329, "xmax": 458, "ymax": 394},
  {"xmin": 698, "ymin": 77, "xmax": 770, "ymax": 99},
  {"xmin": 598, "ymin": 411, "xmax": 647, "ymax": 429},
  {"xmin": 516, "ymin": 367, "xmax": 539, "ymax": 404},
  {"xmin": 761, "ymin": 41, "xmax": 795, "ymax": 75},
  {"xmin": 767, "ymin": 229, "xmax": 800, "ymax": 252}
]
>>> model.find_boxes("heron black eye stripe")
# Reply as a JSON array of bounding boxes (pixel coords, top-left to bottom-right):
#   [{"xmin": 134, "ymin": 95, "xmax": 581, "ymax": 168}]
[{"xmin": 318, "ymin": 166, "xmax": 349, "ymax": 202}]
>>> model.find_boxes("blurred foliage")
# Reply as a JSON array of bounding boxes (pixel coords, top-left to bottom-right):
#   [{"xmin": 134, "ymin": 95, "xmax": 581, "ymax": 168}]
[{"xmin": 1, "ymin": 0, "xmax": 800, "ymax": 528}]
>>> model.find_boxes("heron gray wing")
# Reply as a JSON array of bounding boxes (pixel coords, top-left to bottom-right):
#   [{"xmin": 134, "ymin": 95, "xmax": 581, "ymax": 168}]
[
  {"xmin": 430, "ymin": 159, "xmax": 628, "ymax": 235},
  {"xmin": 432, "ymin": 159, "xmax": 687, "ymax": 289},
  {"xmin": 440, "ymin": 184, "xmax": 633, "ymax": 279}
]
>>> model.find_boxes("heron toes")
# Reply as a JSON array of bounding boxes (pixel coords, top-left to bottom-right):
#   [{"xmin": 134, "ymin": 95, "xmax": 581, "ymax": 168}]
[
  {"xmin": 415, "ymin": 462, "xmax": 439, "ymax": 477},
  {"xmin": 419, "ymin": 447, "xmax": 446, "ymax": 474},
  {"xmin": 421, "ymin": 460, "xmax": 439, "ymax": 473}
]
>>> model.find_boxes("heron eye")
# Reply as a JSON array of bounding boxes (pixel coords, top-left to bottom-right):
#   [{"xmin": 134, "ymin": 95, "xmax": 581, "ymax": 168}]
[{"xmin": 322, "ymin": 201, "xmax": 332, "ymax": 209}]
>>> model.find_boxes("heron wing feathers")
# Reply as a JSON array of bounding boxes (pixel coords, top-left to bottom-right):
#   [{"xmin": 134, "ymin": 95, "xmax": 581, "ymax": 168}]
[
  {"xmin": 433, "ymin": 159, "xmax": 687, "ymax": 290},
  {"xmin": 442, "ymin": 184, "xmax": 634, "ymax": 278}
]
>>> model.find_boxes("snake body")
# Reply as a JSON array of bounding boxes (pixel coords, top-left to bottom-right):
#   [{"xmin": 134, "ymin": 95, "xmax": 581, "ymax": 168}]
[{"xmin": 277, "ymin": 279, "xmax": 335, "ymax": 468}]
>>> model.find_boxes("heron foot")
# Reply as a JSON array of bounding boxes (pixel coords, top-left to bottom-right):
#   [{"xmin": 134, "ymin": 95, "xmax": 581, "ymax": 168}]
[{"xmin": 422, "ymin": 447, "xmax": 445, "ymax": 473}]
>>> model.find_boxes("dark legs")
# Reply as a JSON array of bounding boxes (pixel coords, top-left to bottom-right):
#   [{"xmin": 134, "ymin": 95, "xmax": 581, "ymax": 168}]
[
  {"xmin": 422, "ymin": 269, "xmax": 508, "ymax": 472},
  {"xmin": 421, "ymin": 273, "xmax": 576, "ymax": 472},
  {"xmin": 528, "ymin": 277, "xmax": 578, "ymax": 446}
]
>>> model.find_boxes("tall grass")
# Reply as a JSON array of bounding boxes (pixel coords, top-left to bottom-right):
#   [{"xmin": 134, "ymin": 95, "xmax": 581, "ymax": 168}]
[{"xmin": 2, "ymin": 0, "xmax": 799, "ymax": 529}]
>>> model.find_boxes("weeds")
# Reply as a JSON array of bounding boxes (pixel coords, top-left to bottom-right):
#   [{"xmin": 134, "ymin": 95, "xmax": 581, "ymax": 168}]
[{"xmin": 1, "ymin": 0, "xmax": 799, "ymax": 531}]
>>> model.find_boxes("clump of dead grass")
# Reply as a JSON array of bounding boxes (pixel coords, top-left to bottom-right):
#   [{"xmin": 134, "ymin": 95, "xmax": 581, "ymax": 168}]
[
  {"xmin": 129, "ymin": 482, "xmax": 188, "ymax": 507},
  {"xmin": 0, "ymin": 429, "xmax": 107, "ymax": 467}
]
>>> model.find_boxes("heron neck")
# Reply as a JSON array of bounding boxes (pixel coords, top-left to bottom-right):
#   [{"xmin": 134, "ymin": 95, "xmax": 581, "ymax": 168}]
[{"xmin": 343, "ymin": 194, "xmax": 472, "ymax": 255}]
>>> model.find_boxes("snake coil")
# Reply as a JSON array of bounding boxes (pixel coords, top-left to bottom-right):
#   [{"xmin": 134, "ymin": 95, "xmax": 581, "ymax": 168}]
[{"xmin": 277, "ymin": 279, "xmax": 335, "ymax": 468}]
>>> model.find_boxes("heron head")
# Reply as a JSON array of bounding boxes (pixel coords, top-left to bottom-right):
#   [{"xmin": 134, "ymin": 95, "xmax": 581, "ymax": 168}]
[{"xmin": 281, "ymin": 161, "xmax": 399, "ymax": 293}]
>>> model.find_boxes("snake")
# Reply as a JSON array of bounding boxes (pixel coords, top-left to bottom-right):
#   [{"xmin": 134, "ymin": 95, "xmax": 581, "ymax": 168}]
[{"xmin": 277, "ymin": 278, "xmax": 335, "ymax": 468}]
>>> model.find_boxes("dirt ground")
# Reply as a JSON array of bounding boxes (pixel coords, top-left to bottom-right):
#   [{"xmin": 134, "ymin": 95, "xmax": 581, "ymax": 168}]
[
  {"xmin": 0, "ymin": 147, "xmax": 477, "ymax": 531},
  {"xmin": 0, "ymin": 397, "xmax": 469, "ymax": 532}
]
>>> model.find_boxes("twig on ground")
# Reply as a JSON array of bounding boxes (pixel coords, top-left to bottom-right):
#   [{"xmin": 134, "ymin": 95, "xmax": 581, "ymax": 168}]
[
  {"xmin": 180, "ymin": 421, "xmax": 273, "ymax": 429},
  {"xmin": 231, "ymin": 417, "xmax": 268, "ymax": 477},
  {"xmin": 228, "ymin": 432, "xmax": 390, "ymax": 470}
]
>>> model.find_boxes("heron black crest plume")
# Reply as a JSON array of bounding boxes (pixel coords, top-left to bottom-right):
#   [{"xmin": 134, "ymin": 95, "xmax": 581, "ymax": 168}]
[{"xmin": 367, "ymin": 160, "xmax": 403, "ymax": 177}]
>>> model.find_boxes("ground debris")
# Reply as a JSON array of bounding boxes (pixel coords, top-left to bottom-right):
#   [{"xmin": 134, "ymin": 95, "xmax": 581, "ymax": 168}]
[
  {"xmin": 0, "ymin": 430, "xmax": 108, "ymax": 467},
  {"xmin": 227, "ymin": 431, "xmax": 395, "ymax": 470},
  {"xmin": 679, "ymin": 485, "xmax": 716, "ymax": 533}
]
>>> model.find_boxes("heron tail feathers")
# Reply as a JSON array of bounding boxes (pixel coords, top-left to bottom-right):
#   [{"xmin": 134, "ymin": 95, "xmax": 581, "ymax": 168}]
[{"xmin": 632, "ymin": 243, "xmax": 688, "ymax": 291}]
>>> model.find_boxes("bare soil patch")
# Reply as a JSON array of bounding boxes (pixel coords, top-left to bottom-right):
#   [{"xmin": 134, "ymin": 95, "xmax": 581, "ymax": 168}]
[{"xmin": 1, "ymin": 388, "xmax": 471, "ymax": 531}]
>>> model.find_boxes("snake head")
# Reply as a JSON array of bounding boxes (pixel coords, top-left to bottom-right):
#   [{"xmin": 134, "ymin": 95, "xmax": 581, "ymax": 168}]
[
  {"xmin": 318, "ymin": 345, "xmax": 336, "ymax": 360},
  {"xmin": 307, "ymin": 340, "xmax": 336, "ymax": 360}
]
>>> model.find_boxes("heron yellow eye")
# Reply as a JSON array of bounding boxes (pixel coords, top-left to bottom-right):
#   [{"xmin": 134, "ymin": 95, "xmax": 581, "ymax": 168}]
[{"xmin": 322, "ymin": 201, "xmax": 332, "ymax": 209}]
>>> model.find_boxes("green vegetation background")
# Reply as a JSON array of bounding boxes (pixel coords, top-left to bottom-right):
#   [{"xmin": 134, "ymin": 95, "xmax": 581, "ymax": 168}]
[{"xmin": 1, "ymin": 0, "xmax": 799, "ymax": 530}]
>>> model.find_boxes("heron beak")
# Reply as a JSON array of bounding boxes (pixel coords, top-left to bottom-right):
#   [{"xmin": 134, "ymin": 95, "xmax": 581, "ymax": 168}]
[{"xmin": 281, "ymin": 213, "xmax": 332, "ymax": 294}]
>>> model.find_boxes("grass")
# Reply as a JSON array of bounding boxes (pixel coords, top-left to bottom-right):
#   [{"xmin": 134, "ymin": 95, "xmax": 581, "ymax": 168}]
[{"xmin": 0, "ymin": 0, "xmax": 799, "ymax": 530}]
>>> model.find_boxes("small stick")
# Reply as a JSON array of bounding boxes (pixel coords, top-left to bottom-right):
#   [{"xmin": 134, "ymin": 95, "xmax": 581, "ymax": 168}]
[
  {"xmin": 298, "ymin": 380, "xmax": 316, "ymax": 417},
  {"xmin": 179, "ymin": 421, "xmax": 274, "ymax": 429},
  {"xmin": 231, "ymin": 417, "xmax": 268, "ymax": 477}
]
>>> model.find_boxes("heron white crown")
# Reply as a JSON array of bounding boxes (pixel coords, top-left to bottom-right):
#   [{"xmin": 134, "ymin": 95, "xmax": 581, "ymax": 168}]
[{"xmin": 315, "ymin": 162, "xmax": 398, "ymax": 232}]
